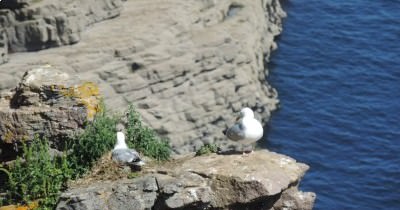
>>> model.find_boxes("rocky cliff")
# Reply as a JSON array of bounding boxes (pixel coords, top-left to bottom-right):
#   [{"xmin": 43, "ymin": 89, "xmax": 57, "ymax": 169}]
[
  {"xmin": 0, "ymin": 0, "xmax": 124, "ymax": 52},
  {"xmin": 0, "ymin": 1, "xmax": 316, "ymax": 209},
  {"xmin": 56, "ymin": 151, "xmax": 315, "ymax": 210},
  {"xmin": 0, "ymin": 0, "xmax": 285, "ymax": 154}
]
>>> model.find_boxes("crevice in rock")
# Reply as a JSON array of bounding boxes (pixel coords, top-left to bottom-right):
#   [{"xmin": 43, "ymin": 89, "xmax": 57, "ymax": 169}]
[
  {"xmin": 152, "ymin": 191, "xmax": 170, "ymax": 210},
  {"xmin": 152, "ymin": 176, "xmax": 167, "ymax": 210},
  {"xmin": 227, "ymin": 3, "xmax": 244, "ymax": 18},
  {"xmin": 131, "ymin": 62, "xmax": 143, "ymax": 72},
  {"xmin": 226, "ymin": 193, "xmax": 281, "ymax": 210},
  {"xmin": 9, "ymin": 89, "xmax": 25, "ymax": 109},
  {"xmin": 234, "ymin": 84, "xmax": 244, "ymax": 92},
  {"xmin": 188, "ymin": 171, "xmax": 211, "ymax": 179},
  {"xmin": 0, "ymin": 0, "xmax": 28, "ymax": 10},
  {"xmin": 210, "ymin": 116, "xmax": 224, "ymax": 126}
]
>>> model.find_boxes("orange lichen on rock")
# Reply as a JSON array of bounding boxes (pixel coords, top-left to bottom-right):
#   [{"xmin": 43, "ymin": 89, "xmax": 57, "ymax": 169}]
[
  {"xmin": 3, "ymin": 130, "xmax": 14, "ymax": 144},
  {"xmin": 60, "ymin": 82, "xmax": 101, "ymax": 120},
  {"xmin": 0, "ymin": 201, "xmax": 39, "ymax": 210}
]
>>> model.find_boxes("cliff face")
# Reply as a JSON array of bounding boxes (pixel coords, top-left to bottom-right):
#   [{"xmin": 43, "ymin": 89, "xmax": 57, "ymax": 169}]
[
  {"xmin": 0, "ymin": 0, "xmax": 124, "ymax": 52},
  {"xmin": 0, "ymin": 0, "xmax": 285, "ymax": 154},
  {"xmin": 0, "ymin": 1, "xmax": 316, "ymax": 209}
]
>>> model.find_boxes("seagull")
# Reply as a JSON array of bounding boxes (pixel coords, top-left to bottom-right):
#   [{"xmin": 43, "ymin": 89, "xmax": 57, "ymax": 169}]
[
  {"xmin": 224, "ymin": 107, "xmax": 264, "ymax": 154},
  {"xmin": 112, "ymin": 132, "xmax": 145, "ymax": 167}
]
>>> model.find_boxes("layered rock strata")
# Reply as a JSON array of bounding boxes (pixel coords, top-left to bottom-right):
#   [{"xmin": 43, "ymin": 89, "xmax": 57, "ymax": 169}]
[
  {"xmin": 0, "ymin": 0, "xmax": 124, "ymax": 53},
  {"xmin": 0, "ymin": 30, "xmax": 7, "ymax": 64},
  {"xmin": 56, "ymin": 151, "xmax": 315, "ymax": 210},
  {"xmin": 0, "ymin": 66, "xmax": 100, "ymax": 160},
  {"xmin": 0, "ymin": 0, "xmax": 286, "ymax": 154}
]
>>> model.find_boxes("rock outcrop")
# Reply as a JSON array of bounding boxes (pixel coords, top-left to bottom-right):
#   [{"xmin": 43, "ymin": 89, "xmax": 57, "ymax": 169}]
[
  {"xmin": 0, "ymin": 0, "xmax": 286, "ymax": 154},
  {"xmin": 0, "ymin": 0, "xmax": 124, "ymax": 53},
  {"xmin": 0, "ymin": 66, "xmax": 100, "ymax": 160},
  {"xmin": 56, "ymin": 150, "xmax": 315, "ymax": 210}
]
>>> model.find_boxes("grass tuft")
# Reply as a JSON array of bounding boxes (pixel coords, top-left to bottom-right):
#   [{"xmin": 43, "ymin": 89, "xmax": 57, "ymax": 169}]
[
  {"xmin": 126, "ymin": 105, "xmax": 171, "ymax": 161},
  {"xmin": 196, "ymin": 143, "xmax": 219, "ymax": 156},
  {"xmin": 67, "ymin": 107, "xmax": 118, "ymax": 178}
]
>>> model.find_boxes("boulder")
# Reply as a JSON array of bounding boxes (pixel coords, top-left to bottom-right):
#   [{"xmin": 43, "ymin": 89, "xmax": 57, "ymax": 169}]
[
  {"xmin": 0, "ymin": 65, "xmax": 100, "ymax": 160},
  {"xmin": 56, "ymin": 150, "xmax": 315, "ymax": 210}
]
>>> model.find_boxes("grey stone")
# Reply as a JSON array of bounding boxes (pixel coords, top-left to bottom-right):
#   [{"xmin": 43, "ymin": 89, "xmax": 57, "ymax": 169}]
[
  {"xmin": 0, "ymin": 0, "xmax": 124, "ymax": 53},
  {"xmin": 56, "ymin": 150, "xmax": 315, "ymax": 210},
  {"xmin": 272, "ymin": 187, "xmax": 316, "ymax": 210},
  {"xmin": 0, "ymin": 73, "xmax": 17, "ymax": 90}
]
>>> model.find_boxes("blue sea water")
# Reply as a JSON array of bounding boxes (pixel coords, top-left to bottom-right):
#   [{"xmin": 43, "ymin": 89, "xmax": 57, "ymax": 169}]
[{"xmin": 265, "ymin": 1, "xmax": 400, "ymax": 209}]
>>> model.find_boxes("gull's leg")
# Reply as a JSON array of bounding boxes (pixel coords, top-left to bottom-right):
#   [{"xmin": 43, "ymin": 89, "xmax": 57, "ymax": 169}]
[
  {"xmin": 242, "ymin": 148, "xmax": 251, "ymax": 157},
  {"xmin": 243, "ymin": 145, "xmax": 254, "ymax": 156}
]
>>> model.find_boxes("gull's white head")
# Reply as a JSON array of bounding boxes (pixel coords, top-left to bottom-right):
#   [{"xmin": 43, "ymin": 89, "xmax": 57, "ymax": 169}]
[
  {"xmin": 240, "ymin": 107, "xmax": 254, "ymax": 119},
  {"xmin": 115, "ymin": 132, "xmax": 128, "ymax": 149}
]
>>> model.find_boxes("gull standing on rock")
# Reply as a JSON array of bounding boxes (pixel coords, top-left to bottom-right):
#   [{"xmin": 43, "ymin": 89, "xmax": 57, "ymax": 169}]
[
  {"xmin": 224, "ymin": 107, "xmax": 264, "ymax": 154},
  {"xmin": 112, "ymin": 132, "xmax": 145, "ymax": 167}
]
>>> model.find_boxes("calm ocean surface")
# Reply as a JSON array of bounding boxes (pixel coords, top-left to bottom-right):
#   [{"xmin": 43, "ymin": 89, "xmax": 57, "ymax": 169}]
[{"xmin": 265, "ymin": 1, "xmax": 400, "ymax": 209}]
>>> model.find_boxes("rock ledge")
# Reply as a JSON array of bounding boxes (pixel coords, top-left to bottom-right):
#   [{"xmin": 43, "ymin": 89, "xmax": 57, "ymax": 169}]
[{"xmin": 56, "ymin": 150, "xmax": 315, "ymax": 210}]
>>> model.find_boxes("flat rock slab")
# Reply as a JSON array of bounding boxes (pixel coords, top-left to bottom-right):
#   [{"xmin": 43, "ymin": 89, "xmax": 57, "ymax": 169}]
[
  {"xmin": 56, "ymin": 150, "xmax": 315, "ymax": 210},
  {"xmin": 173, "ymin": 151, "xmax": 309, "ymax": 196}
]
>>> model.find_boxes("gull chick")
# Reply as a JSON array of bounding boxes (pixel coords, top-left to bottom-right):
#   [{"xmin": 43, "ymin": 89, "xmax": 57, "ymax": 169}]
[
  {"xmin": 112, "ymin": 132, "xmax": 145, "ymax": 167},
  {"xmin": 224, "ymin": 107, "xmax": 264, "ymax": 154}
]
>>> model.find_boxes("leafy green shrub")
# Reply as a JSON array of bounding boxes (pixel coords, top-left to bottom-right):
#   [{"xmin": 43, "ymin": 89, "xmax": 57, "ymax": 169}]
[
  {"xmin": 126, "ymin": 105, "xmax": 171, "ymax": 161},
  {"xmin": 196, "ymin": 143, "xmax": 219, "ymax": 156},
  {"xmin": 67, "ymin": 108, "xmax": 118, "ymax": 177},
  {"xmin": 0, "ymin": 103, "xmax": 171, "ymax": 209},
  {"xmin": 0, "ymin": 137, "xmax": 71, "ymax": 209}
]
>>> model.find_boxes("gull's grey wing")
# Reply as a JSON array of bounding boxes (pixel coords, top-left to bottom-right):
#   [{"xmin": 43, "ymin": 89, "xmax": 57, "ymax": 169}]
[
  {"xmin": 225, "ymin": 123, "xmax": 246, "ymax": 141},
  {"xmin": 112, "ymin": 148, "xmax": 141, "ymax": 163}
]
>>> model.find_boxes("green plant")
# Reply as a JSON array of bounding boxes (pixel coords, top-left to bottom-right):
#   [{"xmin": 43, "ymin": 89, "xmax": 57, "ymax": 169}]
[
  {"xmin": 67, "ymin": 107, "xmax": 118, "ymax": 177},
  {"xmin": 126, "ymin": 105, "xmax": 171, "ymax": 161},
  {"xmin": 0, "ymin": 137, "xmax": 71, "ymax": 209},
  {"xmin": 196, "ymin": 143, "xmax": 219, "ymax": 156},
  {"xmin": 127, "ymin": 172, "xmax": 140, "ymax": 179},
  {"xmin": 0, "ymin": 103, "xmax": 171, "ymax": 209}
]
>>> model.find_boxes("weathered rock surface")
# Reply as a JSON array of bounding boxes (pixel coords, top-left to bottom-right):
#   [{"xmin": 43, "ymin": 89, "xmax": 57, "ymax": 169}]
[
  {"xmin": 0, "ymin": 0, "xmax": 286, "ymax": 154},
  {"xmin": 0, "ymin": 0, "xmax": 124, "ymax": 53},
  {"xmin": 0, "ymin": 66, "xmax": 100, "ymax": 159},
  {"xmin": 0, "ymin": 30, "xmax": 7, "ymax": 64},
  {"xmin": 0, "ymin": 1, "xmax": 316, "ymax": 209},
  {"xmin": 56, "ymin": 150, "xmax": 315, "ymax": 210}
]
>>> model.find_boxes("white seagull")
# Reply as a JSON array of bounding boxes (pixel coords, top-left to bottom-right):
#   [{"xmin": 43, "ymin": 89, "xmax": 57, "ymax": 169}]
[
  {"xmin": 112, "ymin": 132, "xmax": 145, "ymax": 167},
  {"xmin": 224, "ymin": 107, "xmax": 264, "ymax": 154}
]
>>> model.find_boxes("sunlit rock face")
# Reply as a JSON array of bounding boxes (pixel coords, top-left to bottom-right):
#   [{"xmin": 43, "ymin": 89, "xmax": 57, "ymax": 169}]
[
  {"xmin": 0, "ymin": 0, "xmax": 285, "ymax": 154},
  {"xmin": 0, "ymin": 66, "xmax": 100, "ymax": 160},
  {"xmin": 56, "ymin": 151, "xmax": 315, "ymax": 210}
]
